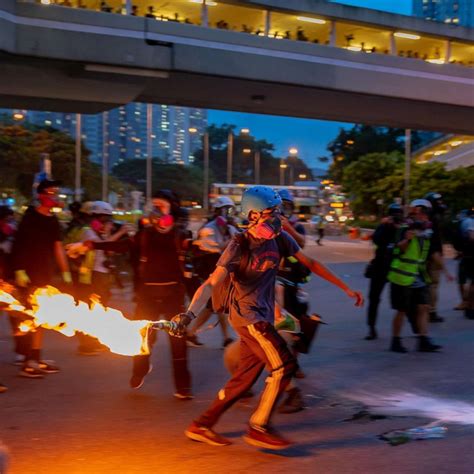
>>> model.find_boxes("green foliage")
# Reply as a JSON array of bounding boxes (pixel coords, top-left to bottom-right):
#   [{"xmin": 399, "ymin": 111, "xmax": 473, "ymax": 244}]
[
  {"xmin": 193, "ymin": 124, "xmax": 313, "ymax": 185},
  {"xmin": 0, "ymin": 123, "xmax": 118, "ymax": 201},
  {"xmin": 327, "ymin": 125, "xmax": 422, "ymax": 182},
  {"xmin": 112, "ymin": 159, "xmax": 209, "ymax": 202},
  {"xmin": 342, "ymin": 151, "xmax": 404, "ymax": 216},
  {"xmin": 341, "ymin": 149, "xmax": 474, "ymax": 217}
]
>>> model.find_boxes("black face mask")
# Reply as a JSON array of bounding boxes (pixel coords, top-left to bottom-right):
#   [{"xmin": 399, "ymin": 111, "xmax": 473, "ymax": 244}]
[{"xmin": 392, "ymin": 214, "xmax": 404, "ymax": 224}]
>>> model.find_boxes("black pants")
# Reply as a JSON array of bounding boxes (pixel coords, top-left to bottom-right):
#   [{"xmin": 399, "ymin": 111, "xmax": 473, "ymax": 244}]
[
  {"xmin": 133, "ymin": 283, "xmax": 190, "ymax": 394},
  {"xmin": 196, "ymin": 321, "xmax": 297, "ymax": 429},
  {"xmin": 367, "ymin": 270, "xmax": 388, "ymax": 328}
]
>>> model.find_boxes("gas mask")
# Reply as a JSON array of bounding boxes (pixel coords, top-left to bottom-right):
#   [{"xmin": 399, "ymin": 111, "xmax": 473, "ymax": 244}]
[
  {"xmin": 38, "ymin": 190, "xmax": 60, "ymax": 209},
  {"xmin": 215, "ymin": 215, "xmax": 228, "ymax": 228},
  {"xmin": 91, "ymin": 219, "xmax": 103, "ymax": 233},
  {"xmin": 151, "ymin": 210, "xmax": 174, "ymax": 232},
  {"xmin": 252, "ymin": 212, "xmax": 282, "ymax": 240}
]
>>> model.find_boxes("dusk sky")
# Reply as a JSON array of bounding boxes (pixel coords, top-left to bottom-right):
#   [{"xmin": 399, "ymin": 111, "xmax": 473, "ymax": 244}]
[{"xmin": 207, "ymin": 0, "xmax": 413, "ymax": 169}]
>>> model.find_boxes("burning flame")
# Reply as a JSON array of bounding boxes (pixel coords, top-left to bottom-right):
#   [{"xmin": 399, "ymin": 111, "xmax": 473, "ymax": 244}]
[{"xmin": 0, "ymin": 284, "xmax": 153, "ymax": 356}]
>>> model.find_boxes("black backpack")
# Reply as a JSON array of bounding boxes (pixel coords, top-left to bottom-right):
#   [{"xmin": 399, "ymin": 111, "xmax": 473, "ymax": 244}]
[{"xmin": 211, "ymin": 232, "xmax": 285, "ymax": 313}]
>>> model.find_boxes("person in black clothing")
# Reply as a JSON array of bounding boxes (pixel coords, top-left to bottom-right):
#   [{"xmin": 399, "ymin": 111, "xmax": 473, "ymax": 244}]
[
  {"xmin": 0, "ymin": 205, "xmax": 15, "ymax": 393},
  {"xmin": 130, "ymin": 190, "xmax": 192, "ymax": 398},
  {"xmin": 424, "ymin": 192, "xmax": 454, "ymax": 322},
  {"xmin": 365, "ymin": 203, "xmax": 404, "ymax": 340},
  {"xmin": 10, "ymin": 180, "xmax": 72, "ymax": 378}
]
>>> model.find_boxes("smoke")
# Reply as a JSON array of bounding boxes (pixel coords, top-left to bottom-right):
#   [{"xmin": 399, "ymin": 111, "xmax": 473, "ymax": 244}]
[{"xmin": 345, "ymin": 391, "xmax": 474, "ymax": 425}]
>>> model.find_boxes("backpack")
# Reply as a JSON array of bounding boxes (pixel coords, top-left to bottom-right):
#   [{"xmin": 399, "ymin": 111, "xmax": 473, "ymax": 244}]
[{"xmin": 211, "ymin": 232, "xmax": 285, "ymax": 314}]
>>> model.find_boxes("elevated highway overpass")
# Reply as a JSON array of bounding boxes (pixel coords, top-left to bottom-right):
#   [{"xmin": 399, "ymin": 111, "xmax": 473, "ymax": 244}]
[{"xmin": 0, "ymin": 0, "xmax": 473, "ymax": 133}]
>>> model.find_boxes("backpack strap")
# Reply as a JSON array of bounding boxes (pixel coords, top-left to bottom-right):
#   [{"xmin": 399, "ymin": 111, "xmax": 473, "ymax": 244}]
[
  {"xmin": 235, "ymin": 232, "xmax": 250, "ymax": 277},
  {"xmin": 275, "ymin": 233, "xmax": 286, "ymax": 262}
]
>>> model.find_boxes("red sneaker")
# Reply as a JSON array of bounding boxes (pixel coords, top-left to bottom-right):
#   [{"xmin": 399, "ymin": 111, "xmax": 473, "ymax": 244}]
[
  {"xmin": 243, "ymin": 425, "xmax": 293, "ymax": 450},
  {"xmin": 185, "ymin": 422, "xmax": 232, "ymax": 447}
]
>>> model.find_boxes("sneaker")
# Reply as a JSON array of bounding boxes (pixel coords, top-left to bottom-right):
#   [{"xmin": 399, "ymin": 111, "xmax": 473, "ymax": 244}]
[
  {"xmin": 0, "ymin": 383, "xmax": 7, "ymax": 393},
  {"xmin": 418, "ymin": 337, "xmax": 442, "ymax": 352},
  {"xmin": 13, "ymin": 354, "xmax": 26, "ymax": 366},
  {"xmin": 38, "ymin": 360, "xmax": 60, "ymax": 374},
  {"xmin": 278, "ymin": 387, "xmax": 305, "ymax": 414},
  {"xmin": 19, "ymin": 362, "xmax": 44, "ymax": 379},
  {"xmin": 174, "ymin": 391, "xmax": 194, "ymax": 400},
  {"xmin": 185, "ymin": 422, "xmax": 232, "ymax": 446},
  {"xmin": 222, "ymin": 338, "xmax": 234, "ymax": 348},
  {"xmin": 364, "ymin": 327, "xmax": 378, "ymax": 340},
  {"xmin": 454, "ymin": 302, "xmax": 467, "ymax": 311},
  {"xmin": 129, "ymin": 364, "xmax": 153, "ymax": 390},
  {"xmin": 243, "ymin": 425, "xmax": 292, "ymax": 450},
  {"xmin": 294, "ymin": 369, "xmax": 306, "ymax": 379},
  {"xmin": 390, "ymin": 337, "xmax": 408, "ymax": 353},
  {"xmin": 429, "ymin": 312, "xmax": 444, "ymax": 323},
  {"xmin": 186, "ymin": 334, "xmax": 204, "ymax": 348}
]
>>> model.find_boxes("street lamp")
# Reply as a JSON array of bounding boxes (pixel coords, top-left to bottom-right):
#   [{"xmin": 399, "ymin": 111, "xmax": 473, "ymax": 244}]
[
  {"xmin": 279, "ymin": 160, "xmax": 288, "ymax": 185},
  {"xmin": 75, "ymin": 113, "xmax": 82, "ymax": 202},
  {"xmin": 13, "ymin": 112, "xmax": 25, "ymax": 121},
  {"xmin": 240, "ymin": 128, "xmax": 250, "ymax": 135},
  {"xmin": 288, "ymin": 147, "xmax": 298, "ymax": 156},
  {"xmin": 189, "ymin": 127, "xmax": 210, "ymax": 211},
  {"xmin": 287, "ymin": 147, "xmax": 298, "ymax": 185}
]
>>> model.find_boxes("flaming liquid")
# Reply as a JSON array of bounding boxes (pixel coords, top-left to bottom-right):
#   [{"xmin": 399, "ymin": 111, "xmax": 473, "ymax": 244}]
[{"xmin": 0, "ymin": 284, "xmax": 152, "ymax": 356}]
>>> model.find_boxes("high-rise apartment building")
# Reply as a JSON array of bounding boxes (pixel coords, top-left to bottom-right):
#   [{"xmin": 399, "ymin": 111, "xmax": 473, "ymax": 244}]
[
  {"xmin": 412, "ymin": 0, "xmax": 474, "ymax": 27},
  {"xmin": 0, "ymin": 104, "xmax": 207, "ymax": 169}
]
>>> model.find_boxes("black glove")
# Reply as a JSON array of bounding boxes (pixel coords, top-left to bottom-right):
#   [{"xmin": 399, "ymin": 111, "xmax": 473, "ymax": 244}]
[{"xmin": 169, "ymin": 311, "xmax": 195, "ymax": 337}]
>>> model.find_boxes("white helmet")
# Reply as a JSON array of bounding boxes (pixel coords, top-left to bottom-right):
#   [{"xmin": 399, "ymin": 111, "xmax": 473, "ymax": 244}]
[
  {"xmin": 79, "ymin": 201, "xmax": 95, "ymax": 215},
  {"xmin": 410, "ymin": 199, "xmax": 432, "ymax": 209},
  {"xmin": 214, "ymin": 196, "xmax": 234, "ymax": 209},
  {"xmin": 91, "ymin": 201, "xmax": 114, "ymax": 216}
]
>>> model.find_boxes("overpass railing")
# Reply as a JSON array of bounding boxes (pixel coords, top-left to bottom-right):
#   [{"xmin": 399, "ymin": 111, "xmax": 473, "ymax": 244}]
[{"xmin": 16, "ymin": 0, "xmax": 474, "ymax": 67}]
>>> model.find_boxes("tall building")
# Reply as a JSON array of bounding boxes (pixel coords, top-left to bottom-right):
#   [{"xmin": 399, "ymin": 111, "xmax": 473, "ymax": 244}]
[
  {"xmin": 0, "ymin": 104, "xmax": 207, "ymax": 169},
  {"xmin": 412, "ymin": 0, "xmax": 474, "ymax": 27}
]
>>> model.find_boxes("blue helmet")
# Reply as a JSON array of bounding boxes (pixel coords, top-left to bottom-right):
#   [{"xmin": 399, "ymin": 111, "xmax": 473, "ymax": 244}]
[
  {"xmin": 241, "ymin": 186, "xmax": 282, "ymax": 217},
  {"xmin": 278, "ymin": 189, "xmax": 294, "ymax": 203}
]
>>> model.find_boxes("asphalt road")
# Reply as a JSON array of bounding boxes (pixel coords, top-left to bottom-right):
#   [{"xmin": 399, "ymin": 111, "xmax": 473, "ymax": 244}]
[{"xmin": 1, "ymin": 237, "xmax": 473, "ymax": 474}]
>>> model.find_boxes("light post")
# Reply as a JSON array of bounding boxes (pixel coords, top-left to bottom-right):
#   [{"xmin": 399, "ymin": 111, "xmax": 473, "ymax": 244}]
[
  {"xmin": 254, "ymin": 150, "xmax": 261, "ymax": 184},
  {"xmin": 404, "ymin": 129, "xmax": 411, "ymax": 215},
  {"xmin": 288, "ymin": 147, "xmax": 298, "ymax": 186},
  {"xmin": 75, "ymin": 113, "xmax": 82, "ymax": 202},
  {"xmin": 189, "ymin": 127, "xmax": 210, "ymax": 211},
  {"xmin": 279, "ymin": 159, "xmax": 287, "ymax": 185},
  {"xmin": 146, "ymin": 104, "xmax": 153, "ymax": 209},
  {"xmin": 102, "ymin": 112, "xmax": 109, "ymax": 202},
  {"xmin": 227, "ymin": 130, "xmax": 233, "ymax": 184}
]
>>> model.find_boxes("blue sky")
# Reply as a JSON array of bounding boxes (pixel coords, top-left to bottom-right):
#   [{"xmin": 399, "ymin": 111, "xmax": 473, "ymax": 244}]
[{"xmin": 208, "ymin": 0, "xmax": 413, "ymax": 169}]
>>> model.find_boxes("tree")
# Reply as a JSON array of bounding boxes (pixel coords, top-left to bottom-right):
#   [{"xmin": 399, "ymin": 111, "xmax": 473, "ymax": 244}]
[
  {"xmin": 193, "ymin": 124, "xmax": 313, "ymax": 185},
  {"xmin": 341, "ymin": 151, "xmax": 404, "ymax": 216},
  {"xmin": 341, "ymin": 148, "xmax": 474, "ymax": 217},
  {"xmin": 112, "ymin": 159, "xmax": 208, "ymax": 203},
  {"xmin": 0, "ymin": 123, "xmax": 114, "ymax": 201},
  {"xmin": 327, "ymin": 125, "xmax": 422, "ymax": 183}
]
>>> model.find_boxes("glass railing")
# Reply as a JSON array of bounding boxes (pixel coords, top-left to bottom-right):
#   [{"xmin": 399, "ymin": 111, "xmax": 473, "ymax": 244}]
[{"xmin": 22, "ymin": 0, "xmax": 474, "ymax": 67}]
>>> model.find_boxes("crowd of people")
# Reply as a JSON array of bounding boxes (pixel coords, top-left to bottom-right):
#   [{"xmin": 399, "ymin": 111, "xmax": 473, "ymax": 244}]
[
  {"xmin": 0, "ymin": 180, "xmax": 472, "ymax": 450},
  {"xmin": 0, "ymin": 180, "xmax": 364, "ymax": 450},
  {"xmin": 364, "ymin": 193, "xmax": 473, "ymax": 352}
]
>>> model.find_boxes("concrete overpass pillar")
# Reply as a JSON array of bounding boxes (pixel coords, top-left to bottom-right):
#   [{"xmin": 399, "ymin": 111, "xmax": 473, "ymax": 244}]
[
  {"xmin": 264, "ymin": 10, "xmax": 271, "ymax": 37},
  {"xmin": 445, "ymin": 40, "xmax": 452, "ymax": 63},
  {"xmin": 123, "ymin": 0, "xmax": 131, "ymax": 16},
  {"xmin": 329, "ymin": 21, "xmax": 336, "ymax": 46},
  {"xmin": 389, "ymin": 32, "xmax": 397, "ymax": 55},
  {"xmin": 201, "ymin": 1, "xmax": 209, "ymax": 27}
]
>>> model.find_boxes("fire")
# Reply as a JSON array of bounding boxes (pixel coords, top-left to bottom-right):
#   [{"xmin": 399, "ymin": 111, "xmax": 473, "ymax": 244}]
[{"xmin": 0, "ymin": 284, "xmax": 153, "ymax": 356}]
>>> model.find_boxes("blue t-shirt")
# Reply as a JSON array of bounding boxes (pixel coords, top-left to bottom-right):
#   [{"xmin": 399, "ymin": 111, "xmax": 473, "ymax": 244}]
[{"xmin": 217, "ymin": 231, "xmax": 300, "ymax": 327}]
